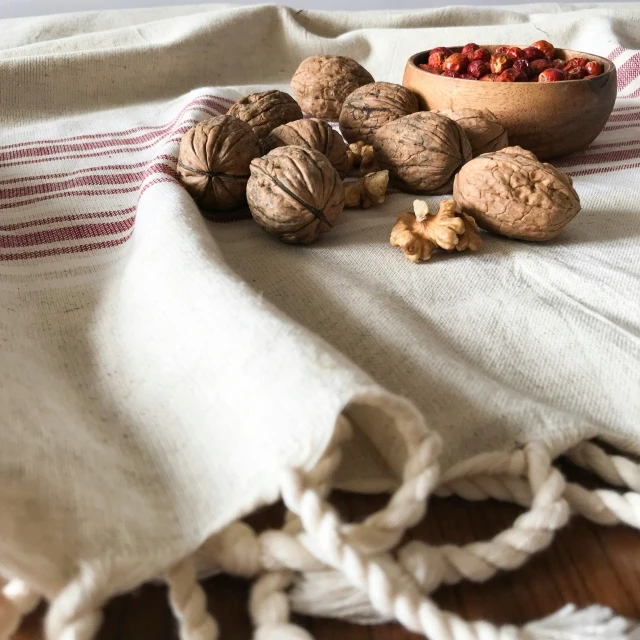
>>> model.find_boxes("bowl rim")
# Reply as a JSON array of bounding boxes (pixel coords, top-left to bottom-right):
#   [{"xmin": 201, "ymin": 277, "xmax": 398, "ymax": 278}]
[{"xmin": 407, "ymin": 46, "xmax": 615, "ymax": 84}]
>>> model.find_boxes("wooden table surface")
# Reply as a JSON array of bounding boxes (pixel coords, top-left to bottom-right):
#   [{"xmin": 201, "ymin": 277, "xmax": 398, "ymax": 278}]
[{"xmin": 15, "ymin": 464, "xmax": 640, "ymax": 640}]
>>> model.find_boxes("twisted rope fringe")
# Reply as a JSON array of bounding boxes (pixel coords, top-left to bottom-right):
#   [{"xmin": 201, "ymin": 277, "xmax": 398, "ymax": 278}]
[{"xmin": 4, "ymin": 434, "xmax": 639, "ymax": 640}]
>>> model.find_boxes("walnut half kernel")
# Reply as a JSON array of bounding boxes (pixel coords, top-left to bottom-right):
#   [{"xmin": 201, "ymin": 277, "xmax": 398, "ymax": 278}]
[{"xmin": 390, "ymin": 199, "xmax": 482, "ymax": 263}]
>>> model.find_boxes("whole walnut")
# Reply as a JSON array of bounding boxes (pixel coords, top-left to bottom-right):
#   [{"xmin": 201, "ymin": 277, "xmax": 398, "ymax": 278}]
[
  {"xmin": 177, "ymin": 115, "xmax": 261, "ymax": 214},
  {"xmin": 453, "ymin": 146, "xmax": 581, "ymax": 241},
  {"xmin": 247, "ymin": 146, "xmax": 344, "ymax": 244},
  {"xmin": 227, "ymin": 90, "xmax": 303, "ymax": 139},
  {"xmin": 437, "ymin": 108, "xmax": 508, "ymax": 157},
  {"xmin": 373, "ymin": 111, "xmax": 472, "ymax": 194},
  {"xmin": 291, "ymin": 56, "xmax": 374, "ymax": 120},
  {"xmin": 339, "ymin": 82, "xmax": 420, "ymax": 145},
  {"xmin": 262, "ymin": 118, "xmax": 350, "ymax": 177}
]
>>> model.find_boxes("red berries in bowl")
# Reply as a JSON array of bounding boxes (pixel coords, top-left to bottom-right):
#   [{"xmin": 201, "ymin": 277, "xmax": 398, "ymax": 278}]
[{"xmin": 419, "ymin": 41, "xmax": 606, "ymax": 83}]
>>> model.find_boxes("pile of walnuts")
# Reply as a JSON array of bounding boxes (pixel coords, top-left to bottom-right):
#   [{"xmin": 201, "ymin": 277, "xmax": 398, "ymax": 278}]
[{"xmin": 177, "ymin": 52, "xmax": 581, "ymax": 262}]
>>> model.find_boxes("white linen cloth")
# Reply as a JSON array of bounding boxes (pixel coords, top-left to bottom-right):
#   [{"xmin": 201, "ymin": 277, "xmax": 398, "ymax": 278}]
[{"xmin": 1, "ymin": 4, "xmax": 639, "ymax": 640}]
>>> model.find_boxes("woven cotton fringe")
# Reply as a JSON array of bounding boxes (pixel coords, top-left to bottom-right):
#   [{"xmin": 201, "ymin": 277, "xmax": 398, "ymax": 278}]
[{"xmin": 2, "ymin": 421, "xmax": 638, "ymax": 640}]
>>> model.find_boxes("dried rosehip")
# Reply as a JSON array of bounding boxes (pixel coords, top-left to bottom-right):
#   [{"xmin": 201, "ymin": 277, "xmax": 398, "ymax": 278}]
[
  {"xmin": 507, "ymin": 46, "xmax": 526, "ymax": 59},
  {"xmin": 565, "ymin": 66, "xmax": 588, "ymax": 80},
  {"xmin": 442, "ymin": 70, "xmax": 462, "ymax": 78},
  {"xmin": 490, "ymin": 54, "xmax": 512, "ymax": 75},
  {"xmin": 531, "ymin": 40, "xmax": 555, "ymax": 59},
  {"xmin": 430, "ymin": 46, "xmax": 453, "ymax": 56},
  {"xmin": 523, "ymin": 47, "xmax": 545, "ymax": 62},
  {"xmin": 585, "ymin": 60, "xmax": 603, "ymax": 76},
  {"xmin": 564, "ymin": 57, "xmax": 588, "ymax": 70},
  {"xmin": 530, "ymin": 59, "xmax": 551, "ymax": 76},
  {"xmin": 467, "ymin": 60, "xmax": 491, "ymax": 78},
  {"xmin": 470, "ymin": 47, "xmax": 491, "ymax": 62},
  {"xmin": 479, "ymin": 74, "xmax": 498, "ymax": 82},
  {"xmin": 419, "ymin": 63, "xmax": 443, "ymax": 75},
  {"xmin": 538, "ymin": 68, "xmax": 566, "ymax": 82},
  {"xmin": 459, "ymin": 74, "xmax": 477, "ymax": 80},
  {"xmin": 495, "ymin": 46, "xmax": 509, "ymax": 55},
  {"xmin": 512, "ymin": 58, "xmax": 531, "ymax": 79},
  {"xmin": 462, "ymin": 43, "xmax": 479, "ymax": 55},
  {"xmin": 428, "ymin": 51, "xmax": 448, "ymax": 68},
  {"xmin": 551, "ymin": 59, "xmax": 566, "ymax": 69},
  {"xmin": 497, "ymin": 68, "xmax": 523, "ymax": 82},
  {"xmin": 443, "ymin": 53, "xmax": 469, "ymax": 73}
]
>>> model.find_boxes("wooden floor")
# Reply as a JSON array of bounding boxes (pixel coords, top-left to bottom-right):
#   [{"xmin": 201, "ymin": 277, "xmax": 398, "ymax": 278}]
[{"xmin": 15, "ymin": 464, "xmax": 640, "ymax": 640}]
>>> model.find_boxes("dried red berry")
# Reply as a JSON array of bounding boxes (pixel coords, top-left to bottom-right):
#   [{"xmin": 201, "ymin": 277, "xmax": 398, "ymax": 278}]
[
  {"xmin": 429, "ymin": 47, "xmax": 452, "ymax": 56},
  {"xmin": 461, "ymin": 43, "xmax": 479, "ymax": 55},
  {"xmin": 564, "ymin": 57, "xmax": 588, "ymax": 70},
  {"xmin": 523, "ymin": 47, "xmax": 545, "ymax": 62},
  {"xmin": 565, "ymin": 66, "xmax": 588, "ymax": 80},
  {"xmin": 470, "ymin": 47, "xmax": 491, "ymax": 62},
  {"xmin": 507, "ymin": 46, "xmax": 526, "ymax": 59},
  {"xmin": 496, "ymin": 68, "xmax": 523, "ymax": 82},
  {"xmin": 490, "ymin": 54, "xmax": 512, "ymax": 75},
  {"xmin": 419, "ymin": 63, "xmax": 443, "ymax": 75},
  {"xmin": 529, "ymin": 59, "xmax": 551, "ymax": 76},
  {"xmin": 443, "ymin": 53, "xmax": 469, "ymax": 74},
  {"xmin": 495, "ymin": 46, "xmax": 509, "ymax": 55},
  {"xmin": 479, "ymin": 74, "xmax": 498, "ymax": 82},
  {"xmin": 551, "ymin": 59, "xmax": 566, "ymax": 69},
  {"xmin": 428, "ymin": 51, "xmax": 448, "ymax": 68},
  {"xmin": 531, "ymin": 40, "xmax": 555, "ymax": 59},
  {"xmin": 585, "ymin": 60, "xmax": 603, "ymax": 76},
  {"xmin": 467, "ymin": 60, "xmax": 491, "ymax": 78},
  {"xmin": 441, "ymin": 70, "xmax": 462, "ymax": 78},
  {"xmin": 538, "ymin": 68, "xmax": 566, "ymax": 82},
  {"xmin": 512, "ymin": 58, "xmax": 531, "ymax": 79}
]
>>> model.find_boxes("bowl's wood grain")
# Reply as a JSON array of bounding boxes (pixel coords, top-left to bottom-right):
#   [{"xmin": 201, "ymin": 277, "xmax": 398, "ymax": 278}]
[{"xmin": 402, "ymin": 47, "xmax": 617, "ymax": 160}]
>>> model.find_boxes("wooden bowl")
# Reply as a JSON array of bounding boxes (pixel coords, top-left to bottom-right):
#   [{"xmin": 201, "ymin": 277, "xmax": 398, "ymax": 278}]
[{"xmin": 402, "ymin": 47, "xmax": 617, "ymax": 160}]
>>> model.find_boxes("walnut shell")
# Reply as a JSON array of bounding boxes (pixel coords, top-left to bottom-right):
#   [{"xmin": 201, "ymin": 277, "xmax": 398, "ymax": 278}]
[
  {"xmin": 437, "ymin": 108, "xmax": 508, "ymax": 157},
  {"xmin": 339, "ymin": 82, "xmax": 420, "ymax": 145},
  {"xmin": 453, "ymin": 146, "xmax": 581, "ymax": 241},
  {"xmin": 373, "ymin": 111, "xmax": 472, "ymax": 194},
  {"xmin": 247, "ymin": 146, "xmax": 344, "ymax": 244},
  {"xmin": 291, "ymin": 56, "xmax": 374, "ymax": 120},
  {"xmin": 227, "ymin": 90, "xmax": 303, "ymax": 139},
  {"xmin": 177, "ymin": 115, "xmax": 261, "ymax": 215},
  {"xmin": 262, "ymin": 118, "xmax": 350, "ymax": 177}
]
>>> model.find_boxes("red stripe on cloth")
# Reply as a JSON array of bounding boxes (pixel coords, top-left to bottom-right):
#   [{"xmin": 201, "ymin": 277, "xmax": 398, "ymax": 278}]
[
  {"xmin": 0, "ymin": 207, "xmax": 137, "ymax": 232},
  {"xmin": 555, "ymin": 147, "xmax": 640, "ymax": 168},
  {"xmin": 616, "ymin": 52, "xmax": 640, "ymax": 90},
  {"xmin": 1, "ymin": 217, "xmax": 135, "ymax": 248},
  {"xmin": 602, "ymin": 122, "xmax": 640, "ymax": 132},
  {"xmin": 0, "ymin": 161, "xmax": 176, "ymax": 202},
  {"xmin": 608, "ymin": 46, "xmax": 625, "ymax": 60},
  {"xmin": 607, "ymin": 111, "xmax": 640, "ymax": 122},
  {"xmin": 0, "ymin": 96, "xmax": 227, "ymax": 153},
  {"xmin": 0, "ymin": 232, "xmax": 132, "ymax": 261},
  {"xmin": 587, "ymin": 139, "xmax": 640, "ymax": 151},
  {"xmin": 612, "ymin": 104, "xmax": 640, "ymax": 112},
  {"xmin": 566, "ymin": 161, "xmax": 640, "ymax": 177},
  {"xmin": 618, "ymin": 85, "xmax": 640, "ymax": 99}
]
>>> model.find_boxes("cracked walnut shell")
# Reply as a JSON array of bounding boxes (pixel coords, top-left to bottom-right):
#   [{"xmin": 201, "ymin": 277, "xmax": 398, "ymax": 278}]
[
  {"xmin": 339, "ymin": 82, "xmax": 420, "ymax": 145},
  {"xmin": 437, "ymin": 108, "xmax": 508, "ymax": 157},
  {"xmin": 262, "ymin": 118, "xmax": 350, "ymax": 177},
  {"xmin": 391, "ymin": 199, "xmax": 482, "ymax": 262},
  {"xmin": 373, "ymin": 111, "xmax": 472, "ymax": 195},
  {"xmin": 453, "ymin": 146, "xmax": 581, "ymax": 241},
  {"xmin": 177, "ymin": 115, "xmax": 261, "ymax": 215},
  {"xmin": 227, "ymin": 90, "xmax": 303, "ymax": 139},
  {"xmin": 291, "ymin": 56, "xmax": 374, "ymax": 120},
  {"xmin": 247, "ymin": 146, "xmax": 344, "ymax": 244}
]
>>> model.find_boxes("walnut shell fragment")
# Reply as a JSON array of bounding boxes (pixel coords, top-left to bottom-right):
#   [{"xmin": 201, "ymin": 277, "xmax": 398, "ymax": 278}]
[
  {"xmin": 247, "ymin": 146, "xmax": 344, "ymax": 244},
  {"xmin": 390, "ymin": 199, "xmax": 482, "ymax": 263},
  {"xmin": 177, "ymin": 115, "xmax": 261, "ymax": 215},
  {"xmin": 344, "ymin": 170, "xmax": 389, "ymax": 209},
  {"xmin": 347, "ymin": 141, "xmax": 380, "ymax": 176},
  {"xmin": 437, "ymin": 108, "xmax": 508, "ymax": 157},
  {"xmin": 262, "ymin": 118, "xmax": 350, "ymax": 177},
  {"xmin": 227, "ymin": 90, "xmax": 303, "ymax": 139},
  {"xmin": 339, "ymin": 82, "xmax": 420, "ymax": 145},
  {"xmin": 373, "ymin": 112, "xmax": 473, "ymax": 195},
  {"xmin": 291, "ymin": 56, "xmax": 374, "ymax": 120},
  {"xmin": 453, "ymin": 146, "xmax": 581, "ymax": 241}
]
